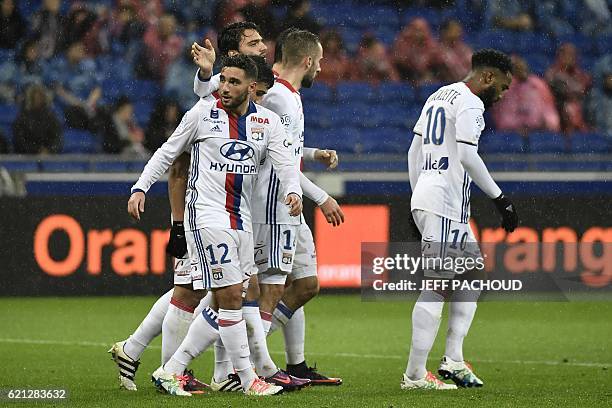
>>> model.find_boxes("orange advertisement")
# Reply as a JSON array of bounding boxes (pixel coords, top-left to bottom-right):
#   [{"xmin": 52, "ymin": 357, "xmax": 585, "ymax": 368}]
[{"xmin": 315, "ymin": 205, "xmax": 390, "ymax": 288}]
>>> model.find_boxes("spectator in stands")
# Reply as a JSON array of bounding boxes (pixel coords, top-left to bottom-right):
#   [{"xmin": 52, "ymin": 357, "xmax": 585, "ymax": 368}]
[
  {"xmin": 241, "ymin": 0, "xmax": 277, "ymax": 39},
  {"xmin": 438, "ymin": 19, "xmax": 473, "ymax": 82},
  {"xmin": 0, "ymin": 39, "xmax": 44, "ymax": 104},
  {"xmin": 492, "ymin": 56, "xmax": 561, "ymax": 134},
  {"xmin": 586, "ymin": 55, "xmax": 612, "ymax": 137},
  {"xmin": 280, "ymin": 0, "xmax": 321, "ymax": 34},
  {"xmin": 49, "ymin": 41, "xmax": 102, "ymax": 130},
  {"xmin": 145, "ymin": 98, "xmax": 182, "ymax": 152},
  {"xmin": 579, "ymin": 0, "xmax": 612, "ymax": 36},
  {"xmin": 165, "ymin": 46, "xmax": 200, "ymax": 111},
  {"xmin": 353, "ymin": 34, "xmax": 400, "ymax": 84},
  {"xmin": 110, "ymin": 3, "xmax": 146, "ymax": 46},
  {"xmin": 141, "ymin": 14, "xmax": 184, "ymax": 80},
  {"xmin": 0, "ymin": 0, "xmax": 25, "ymax": 49},
  {"xmin": 13, "ymin": 84, "xmax": 62, "ymax": 154},
  {"xmin": 392, "ymin": 18, "xmax": 442, "ymax": 84},
  {"xmin": 316, "ymin": 29, "xmax": 351, "ymax": 86},
  {"xmin": 487, "ymin": 0, "xmax": 535, "ymax": 31},
  {"xmin": 60, "ymin": 3, "xmax": 98, "ymax": 53},
  {"xmin": 31, "ymin": 0, "xmax": 65, "ymax": 59},
  {"xmin": 99, "ymin": 96, "xmax": 147, "ymax": 156},
  {"xmin": 535, "ymin": 0, "xmax": 576, "ymax": 37},
  {"xmin": 545, "ymin": 43, "xmax": 591, "ymax": 133},
  {"xmin": 213, "ymin": 0, "xmax": 247, "ymax": 31}
]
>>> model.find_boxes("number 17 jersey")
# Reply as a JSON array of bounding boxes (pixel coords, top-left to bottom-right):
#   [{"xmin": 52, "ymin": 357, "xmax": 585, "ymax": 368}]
[{"xmin": 411, "ymin": 81, "xmax": 486, "ymax": 224}]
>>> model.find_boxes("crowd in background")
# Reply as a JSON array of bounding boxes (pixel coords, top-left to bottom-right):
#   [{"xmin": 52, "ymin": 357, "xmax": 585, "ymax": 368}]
[{"xmin": 0, "ymin": 0, "xmax": 611, "ymax": 155}]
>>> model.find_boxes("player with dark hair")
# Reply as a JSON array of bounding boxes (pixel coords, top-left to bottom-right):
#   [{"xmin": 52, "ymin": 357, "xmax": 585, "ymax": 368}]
[
  {"xmin": 403, "ymin": 48, "xmax": 517, "ymax": 390},
  {"xmin": 130, "ymin": 54, "xmax": 303, "ymax": 396}
]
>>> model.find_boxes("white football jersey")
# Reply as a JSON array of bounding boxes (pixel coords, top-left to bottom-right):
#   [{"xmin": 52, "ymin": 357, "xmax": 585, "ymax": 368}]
[
  {"xmin": 411, "ymin": 82, "xmax": 486, "ymax": 223},
  {"xmin": 252, "ymin": 79, "xmax": 305, "ymax": 225},
  {"xmin": 193, "ymin": 71, "xmax": 221, "ymax": 101},
  {"xmin": 132, "ymin": 98, "xmax": 301, "ymax": 233}
]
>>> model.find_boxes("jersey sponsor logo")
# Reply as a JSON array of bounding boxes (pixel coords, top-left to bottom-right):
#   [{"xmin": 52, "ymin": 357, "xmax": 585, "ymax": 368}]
[
  {"xmin": 423, "ymin": 154, "xmax": 449, "ymax": 171},
  {"xmin": 211, "ymin": 125, "xmax": 222, "ymax": 133},
  {"xmin": 209, "ymin": 162, "xmax": 257, "ymax": 174},
  {"xmin": 283, "ymin": 139, "xmax": 292, "ymax": 147},
  {"xmin": 250, "ymin": 116, "xmax": 270, "ymax": 125},
  {"xmin": 220, "ymin": 141, "xmax": 255, "ymax": 161},
  {"xmin": 251, "ymin": 127, "xmax": 264, "ymax": 141},
  {"xmin": 202, "ymin": 117, "xmax": 225, "ymax": 124},
  {"xmin": 211, "ymin": 109, "xmax": 219, "ymax": 119}
]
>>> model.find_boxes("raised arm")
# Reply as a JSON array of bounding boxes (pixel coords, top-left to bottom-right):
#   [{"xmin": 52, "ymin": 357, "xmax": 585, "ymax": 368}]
[{"xmin": 191, "ymin": 39, "xmax": 220, "ymax": 98}]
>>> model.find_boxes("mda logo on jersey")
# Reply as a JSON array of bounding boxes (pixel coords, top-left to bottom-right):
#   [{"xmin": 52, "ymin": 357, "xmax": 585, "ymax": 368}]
[{"xmin": 220, "ymin": 141, "xmax": 255, "ymax": 161}]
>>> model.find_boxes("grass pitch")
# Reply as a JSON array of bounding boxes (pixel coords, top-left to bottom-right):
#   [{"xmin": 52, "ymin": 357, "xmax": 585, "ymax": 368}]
[{"xmin": 0, "ymin": 295, "xmax": 610, "ymax": 407}]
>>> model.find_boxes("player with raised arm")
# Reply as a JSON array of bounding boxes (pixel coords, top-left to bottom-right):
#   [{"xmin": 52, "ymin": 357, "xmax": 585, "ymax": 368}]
[
  {"xmin": 128, "ymin": 55, "xmax": 302, "ymax": 396},
  {"xmin": 403, "ymin": 49, "xmax": 518, "ymax": 390}
]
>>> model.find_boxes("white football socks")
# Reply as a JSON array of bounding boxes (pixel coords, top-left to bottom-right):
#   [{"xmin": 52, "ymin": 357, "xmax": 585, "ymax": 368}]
[
  {"xmin": 161, "ymin": 298, "xmax": 194, "ymax": 365},
  {"xmin": 406, "ymin": 290, "xmax": 445, "ymax": 380},
  {"xmin": 164, "ymin": 306, "xmax": 219, "ymax": 375},
  {"xmin": 243, "ymin": 301, "xmax": 277, "ymax": 377},
  {"xmin": 218, "ymin": 308, "xmax": 257, "ymax": 391},
  {"xmin": 445, "ymin": 290, "xmax": 480, "ymax": 362},
  {"xmin": 213, "ymin": 338, "xmax": 233, "ymax": 383},
  {"xmin": 283, "ymin": 306, "xmax": 305, "ymax": 365},
  {"xmin": 124, "ymin": 288, "xmax": 172, "ymax": 360}
]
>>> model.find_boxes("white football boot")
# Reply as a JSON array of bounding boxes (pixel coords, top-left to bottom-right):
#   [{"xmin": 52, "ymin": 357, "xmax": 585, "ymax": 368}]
[{"xmin": 401, "ymin": 371, "xmax": 458, "ymax": 390}]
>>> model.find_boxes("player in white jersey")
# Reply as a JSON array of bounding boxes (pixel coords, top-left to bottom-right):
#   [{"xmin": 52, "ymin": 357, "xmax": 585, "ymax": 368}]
[
  {"xmin": 193, "ymin": 25, "xmax": 344, "ymax": 386},
  {"xmin": 107, "ymin": 57, "xmax": 276, "ymax": 395},
  {"xmin": 403, "ymin": 49, "xmax": 518, "ymax": 390},
  {"xmin": 127, "ymin": 55, "xmax": 302, "ymax": 396}
]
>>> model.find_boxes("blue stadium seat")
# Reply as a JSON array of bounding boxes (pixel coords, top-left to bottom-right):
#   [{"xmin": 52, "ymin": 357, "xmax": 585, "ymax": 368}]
[
  {"xmin": 90, "ymin": 161, "xmax": 130, "ymax": 172},
  {"xmin": 336, "ymin": 81, "xmax": 378, "ymax": 103},
  {"xmin": 62, "ymin": 129, "xmax": 101, "ymax": 154},
  {"xmin": 475, "ymin": 30, "xmax": 516, "ymax": 54},
  {"xmin": 570, "ymin": 132, "xmax": 611, "ymax": 153},
  {"xmin": 0, "ymin": 104, "xmax": 18, "ymax": 126},
  {"xmin": 40, "ymin": 161, "xmax": 89, "ymax": 172},
  {"xmin": 595, "ymin": 35, "xmax": 612, "ymax": 57},
  {"xmin": 417, "ymin": 83, "xmax": 443, "ymax": 102},
  {"xmin": 301, "ymin": 83, "xmax": 333, "ymax": 103},
  {"xmin": 528, "ymin": 132, "xmax": 568, "ymax": 154},
  {"xmin": 327, "ymin": 127, "xmax": 364, "ymax": 154},
  {"xmin": 1, "ymin": 161, "xmax": 39, "ymax": 172},
  {"xmin": 134, "ymin": 101, "xmax": 154, "ymax": 125},
  {"xmin": 378, "ymin": 82, "xmax": 416, "ymax": 105},
  {"xmin": 361, "ymin": 126, "xmax": 410, "ymax": 154},
  {"xmin": 526, "ymin": 55, "xmax": 550, "ymax": 76},
  {"xmin": 133, "ymin": 80, "xmax": 161, "ymax": 100},
  {"xmin": 479, "ymin": 131, "xmax": 526, "ymax": 154}
]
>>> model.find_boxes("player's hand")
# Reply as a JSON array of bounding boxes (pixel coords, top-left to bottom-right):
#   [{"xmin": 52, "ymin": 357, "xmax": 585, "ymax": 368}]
[
  {"xmin": 166, "ymin": 221, "xmax": 187, "ymax": 258},
  {"xmin": 285, "ymin": 193, "xmax": 303, "ymax": 217},
  {"xmin": 191, "ymin": 39, "xmax": 216, "ymax": 79},
  {"xmin": 319, "ymin": 196, "xmax": 344, "ymax": 226},
  {"xmin": 314, "ymin": 149, "xmax": 338, "ymax": 169},
  {"xmin": 492, "ymin": 193, "xmax": 518, "ymax": 233},
  {"xmin": 127, "ymin": 191, "xmax": 146, "ymax": 221}
]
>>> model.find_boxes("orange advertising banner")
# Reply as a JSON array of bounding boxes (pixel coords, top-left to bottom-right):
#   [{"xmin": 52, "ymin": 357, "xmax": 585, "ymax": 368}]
[{"xmin": 314, "ymin": 205, "xmax": 390, "ymax": 288}]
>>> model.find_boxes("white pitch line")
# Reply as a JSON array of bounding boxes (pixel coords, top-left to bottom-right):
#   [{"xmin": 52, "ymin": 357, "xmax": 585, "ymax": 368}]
[{"xmin": 0, "ymin": 337, "xmax": 608, "ymax": 369}]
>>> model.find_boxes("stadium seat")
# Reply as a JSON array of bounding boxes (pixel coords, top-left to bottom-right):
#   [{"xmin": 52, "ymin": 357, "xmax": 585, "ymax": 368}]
[
  {"xmin": 417, "ymin": 83, "xmax": 443, "ymax": 102},
  {"xmin": 0, "ymin": 104, "xmax": 18, "ymax": 126},
  {"xmin": 40, "ymin": 161, "xmax": 90, "ymax": 172},
  {"xmin": 336, "ymin": 81, "xmax": 378, "ymax": 103},
  {"xmin": 133, "ymin": 101, "xmax": 154, "ymax": 125},
  {"xmin": 62, "ymin": 129, "xmax": 102, "ymax": 154},
  {"xmin": 479, "ymin": 131, "xmax": 526, "ymax": 154},
  {"xmin": 133, "ymin": 80, "xmax": 161, "ymax": 100},
  {"xmin": 570, "ymin": 132, "xmax": 611, "ymax": 154},
  {"xmin": 528, "ymin": 132, "xmax": 568, "ymax": 154},
  {"xmin": 361, "ymin": 126, "xmax": 410, "ymax": 154},
  {"xmin": 378, "ymin": 82, "xmax": 416, "ymax": 105},
  {"xmin": 301, "ymin": 83, "xmax": 333, "ymax": 103},
  {"xmin": 90, "ymin": 161, "xmax": 130, "ymax": 172},
  {"xmin": 1, "ymin": 161, "xmax": 39, "ymax": 172}
]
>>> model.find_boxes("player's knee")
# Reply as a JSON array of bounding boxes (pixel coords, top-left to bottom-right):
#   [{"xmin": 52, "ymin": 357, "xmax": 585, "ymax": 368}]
[
  {"xmin": 172, "ymin": 284, "xmax": 205, "ymax": 308},
  {"xmin": 296, "ymin": 276, "xmax": 319, "ymax": 302},
  {"xmin": 245, "ymin": 277, "xmax": 260, "ymax": 301},
  {"xmin": 214, "ymin": 284, "xmax": 243, "ymax": 310}
]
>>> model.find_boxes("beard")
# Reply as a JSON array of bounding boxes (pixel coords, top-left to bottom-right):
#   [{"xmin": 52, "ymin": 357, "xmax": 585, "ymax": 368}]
[
  {"xmin": 477, "ymin": 86, "xmax": 498, "ymax": 109},
  {"xmin": 301, "ymin": 67, "xmax": 317, "ymax": 88},
  {"xmin": 221, "ymin": 89, "xmax": 249, "ymax": 110}
]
